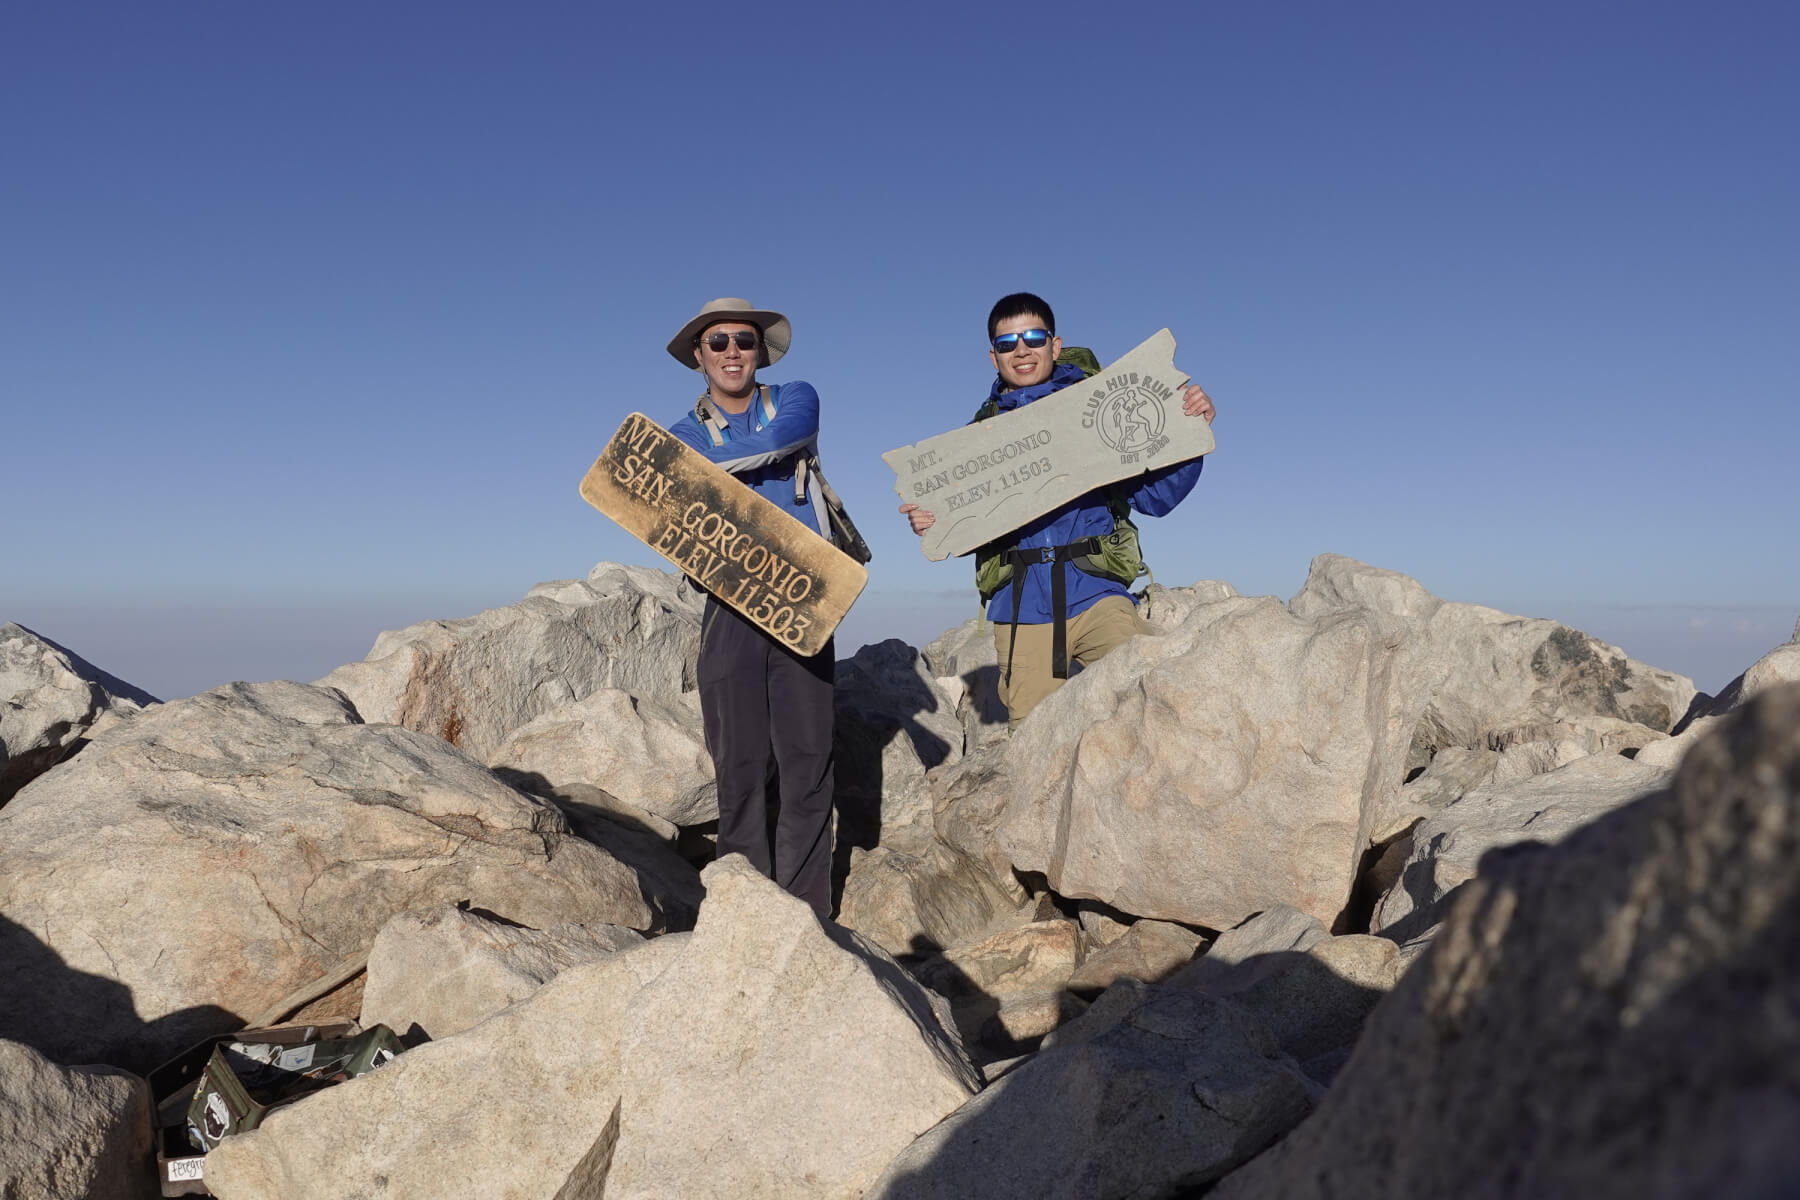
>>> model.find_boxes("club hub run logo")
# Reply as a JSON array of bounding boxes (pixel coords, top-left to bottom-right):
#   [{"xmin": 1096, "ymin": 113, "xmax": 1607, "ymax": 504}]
[{"xmin": 1082, "ymin": 371, "xmax": 1172, "ymax": 464}]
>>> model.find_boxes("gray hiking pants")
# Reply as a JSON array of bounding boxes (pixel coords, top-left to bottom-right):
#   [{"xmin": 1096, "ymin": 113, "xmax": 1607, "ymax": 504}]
[{"xmin": 697, "ymin": 597, "xmax": 836, "ymax": 919}]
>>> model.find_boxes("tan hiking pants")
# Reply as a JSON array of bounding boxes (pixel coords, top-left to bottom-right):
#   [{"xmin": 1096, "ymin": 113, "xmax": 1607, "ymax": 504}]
[{"xmin": 992, "ymin": 595, "xmax": 1153, "ymax": 729}]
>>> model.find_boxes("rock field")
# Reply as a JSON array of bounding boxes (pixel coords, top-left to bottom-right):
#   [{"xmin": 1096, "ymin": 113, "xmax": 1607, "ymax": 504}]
[{"xmin": 3, "ymin": 555, "xmax": 1796, "ymax": 1198}]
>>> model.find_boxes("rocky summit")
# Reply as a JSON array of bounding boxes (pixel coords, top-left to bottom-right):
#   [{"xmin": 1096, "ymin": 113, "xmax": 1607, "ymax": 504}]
[{"xmin": 1, "ymin": 554, "xmax": 1794, "ymax": 1199}]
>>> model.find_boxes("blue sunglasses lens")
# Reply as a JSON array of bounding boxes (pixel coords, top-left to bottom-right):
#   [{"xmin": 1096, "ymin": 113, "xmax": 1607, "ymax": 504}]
[{"xmin": 993, "ymin": 329, "xmax": 1051, "ymax": 353}]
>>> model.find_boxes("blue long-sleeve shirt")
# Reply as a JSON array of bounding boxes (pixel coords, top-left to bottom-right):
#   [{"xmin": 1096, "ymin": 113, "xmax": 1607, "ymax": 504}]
[
  {"xmin": 980, "ymin": 366, "xmax": 1204, "ymax": 625},
  {"xmin": 667, "ymin": 381, "xmax": 824, "ymax": 535}
]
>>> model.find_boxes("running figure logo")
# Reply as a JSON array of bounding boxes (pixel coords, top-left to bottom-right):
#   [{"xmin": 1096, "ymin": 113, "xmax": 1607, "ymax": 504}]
[{"xmin": 1094, "ymin": 383, "xmax": 1171, "ymax": 464}]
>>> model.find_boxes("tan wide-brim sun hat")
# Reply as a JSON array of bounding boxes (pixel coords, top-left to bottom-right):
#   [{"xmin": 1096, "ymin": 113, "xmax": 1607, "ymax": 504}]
[{"xmin": 666, "ymin": 297, "xmax": 791, "ymax": 369}]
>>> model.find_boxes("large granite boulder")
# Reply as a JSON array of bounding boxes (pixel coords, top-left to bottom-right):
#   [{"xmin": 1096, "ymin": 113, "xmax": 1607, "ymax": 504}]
[
  {"xmin": 1214, "ymin": 684, "xmax": 1800, "ymax": 1199},
  {"xmin": 1375, "ymin": 717, "xmax": 1666, "ymax": 845},
  {"xmin": 869, "ymin": 983, "xmax": 1315, "ymax": 1199},
  {"xmin": 0, "ymin": 1038, "xmax": 154, "ymax": 1200},
  {"xmin": 205, "ymin": 935, "xmax": 688, "ymax": 1200},
  {"xmin": 997, "ymin": 556, "xmax": 1697, "ymax": 933},
  {"xmin": 0, "ymin": 681, "xmax": 671, "ymax": 1070},
  {"xmin": 1290, "ymin": 555, "xmax": 1694, "ymax": 837},
  {"xmin": 910, "ymin": 918, "xmax": 1084, "ymax": 1054},
  {"xmin": 930, "ymin": 741, "xmax": 1026, "ymax": 908},
  {"xmin": 1640, "ymin": 623, "xmax": 1800, "ymax": 770},
  {"xmin": 606, "ymin": 857, "xmax": 981, "ymax": 1199},
  {"xmin": 1372, "ymin": 752, "xmax": 1671, "ymax": 943},
  {"xmin": 359, "ymin": 904, "xmax": 645, "ymax": 1040},
  {"xmin": 837, "ymin": 740, "xmax": 1033, "ymax": 960},
  {"xmin": 1289, "ymin": 556, "xmax": 1694, "ymax": 761},
  {"xmin": 917, "ymin": 582, "xmax": 1243, "ymax": 756},
  {"xmin": 836, "ymin": 840, "xmax": 1033, "ymax": 961},
  {"xmin": 922, "ymin": 618, "xmax": 1007, "ymax": 753},
  {"xmin": 1139, "ymin": 579, "xmax": 1244, "ymax": 632},
  {"xmin": 1, "ymin": 622, "xmax": 157, "ymax": 805},
  {"xmin": 317, "ymin": 562, "xmax": 701, "ymax": 760},
  {"xmin": 998, "ymin": 592, "xmax": 1404, "ymax": 929},
  {"xmin": 487, "ymin": 686, "xmax": 716, "ymax": 829},
  {"xmin": 1375, "ymin": 745, "xmax": 1501, "ymax": 842},
  {"xmin": 1064, "ymin": 917, "xmax": 1205, "ymax": 997}
]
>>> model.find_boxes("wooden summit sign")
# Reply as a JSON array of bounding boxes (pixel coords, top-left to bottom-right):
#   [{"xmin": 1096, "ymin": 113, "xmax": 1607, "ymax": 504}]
[
  {"xmin": 580, "ymin": 413, "xmax": 867, "ymax": 657},
  {"xmin": 882, "ymin": 329, "xmax": 1215, "ymax": 561}
]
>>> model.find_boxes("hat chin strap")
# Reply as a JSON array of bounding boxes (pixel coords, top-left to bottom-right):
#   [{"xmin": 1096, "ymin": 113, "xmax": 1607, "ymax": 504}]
[{"xmin": 702, "ymin": 374, "xmax": 758, "ymax": 411}]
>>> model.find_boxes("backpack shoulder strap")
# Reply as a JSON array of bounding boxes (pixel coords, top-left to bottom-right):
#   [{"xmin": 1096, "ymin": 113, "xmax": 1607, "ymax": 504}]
[
  {"xmin": 693, "ymin": 392, "xmax": 729, "ymax": 447},
  {"xmin": 695, "ymin": 384, "xmax": 781, "ymax": 446}
]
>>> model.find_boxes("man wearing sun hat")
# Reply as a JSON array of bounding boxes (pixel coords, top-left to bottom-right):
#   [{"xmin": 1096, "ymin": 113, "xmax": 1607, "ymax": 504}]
[{"xmin": 662, "ymin": 297, "xmax": 836, "ymax": 919}]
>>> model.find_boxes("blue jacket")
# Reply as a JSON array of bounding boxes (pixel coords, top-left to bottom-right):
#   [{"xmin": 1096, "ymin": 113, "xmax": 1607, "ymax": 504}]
[
  {"xmin": 668, "ymin": 381, "xmax": 825, "ymax": 535},
  {"xmin": 980, "ymin": 364, "xmax": 1204, "ymax": 625}
]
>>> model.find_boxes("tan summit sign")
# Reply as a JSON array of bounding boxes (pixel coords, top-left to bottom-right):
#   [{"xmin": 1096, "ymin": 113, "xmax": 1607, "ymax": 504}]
[
  {"xmin": 883, "ymin": 329, "xmax": 1215, "ymax": 561},
  {"xmin": 580, "ymin": 414, "xmax": 867, "ymax": 656}
]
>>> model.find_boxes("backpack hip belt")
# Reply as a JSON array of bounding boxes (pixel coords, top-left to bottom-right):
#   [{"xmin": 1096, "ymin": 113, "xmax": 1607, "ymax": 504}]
[{"xmin": 1002, "ymin": 537, "xmax": 1107, "ymax": 684}]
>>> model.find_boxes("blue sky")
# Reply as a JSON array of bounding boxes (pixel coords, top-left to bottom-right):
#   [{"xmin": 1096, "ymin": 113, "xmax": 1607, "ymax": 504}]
[{"xmin": 5, "ymin": 1, "xmax": 1795, "ymax": 700}]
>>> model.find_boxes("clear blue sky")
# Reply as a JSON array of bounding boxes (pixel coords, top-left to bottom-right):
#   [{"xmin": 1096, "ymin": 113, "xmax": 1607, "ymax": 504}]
[{"xmin": 5, "ymin": 1, "xmax": 1795, "ymax": 700}]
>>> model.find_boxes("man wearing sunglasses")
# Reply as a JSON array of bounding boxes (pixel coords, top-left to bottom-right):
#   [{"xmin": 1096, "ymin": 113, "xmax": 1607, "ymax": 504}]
[
  {"xmin": 662, "ymin": 297, "xmax": 836, "ymax": 920},
  {"xmin": 900, "ymin": 292, "xmax": 1217, "ymax": 728}
]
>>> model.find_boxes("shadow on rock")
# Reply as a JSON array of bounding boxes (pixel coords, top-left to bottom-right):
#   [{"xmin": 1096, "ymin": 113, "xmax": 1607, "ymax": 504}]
[
  {"xmin": 1172, "ymin": 946, "xmax": 1392, "ymax": 1088},
  {"xmin": 1376, "ymin": 836, "xmax": 1553, "ymax": 948},
  {"xmin": 0, "ymin": 913, "xmax": 239, "ymax": 1073},
  {"xmin": 898, "ymin": 933, "xmax": 1031, "ymax": 1068},
  {"xmin": 868, "ymin": 964, "xmax": 1328, "ymax": 1200},
  {"xmin": 485, "ymin": 768, "xmax": 703, "ymax": 934},
  {"xmin": 831, "ymin": 641, "xmax": 955, "ymax": 913},
  {"xmin": 955, "ymin": 663, "xmax": 1008, "ymax": 737},
  {"xmin": 490, "ymin": 767, "xmax": 675, "ymax": 844}
]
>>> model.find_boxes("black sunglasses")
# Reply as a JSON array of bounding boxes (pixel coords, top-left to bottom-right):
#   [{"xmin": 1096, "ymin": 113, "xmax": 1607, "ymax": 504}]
[
  {"xmin": 992, "ymin": 328, "xmax": 1052, "ymax": 353},
  {"xmin": 702, "ymin": 330, "xmax": 759, "ymax": 353}
]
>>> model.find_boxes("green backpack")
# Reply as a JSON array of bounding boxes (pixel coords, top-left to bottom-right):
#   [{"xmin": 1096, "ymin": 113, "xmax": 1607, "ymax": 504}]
[{"xmin": 972, "ymin": 347, "xmax": 1153, "ymax": 610}]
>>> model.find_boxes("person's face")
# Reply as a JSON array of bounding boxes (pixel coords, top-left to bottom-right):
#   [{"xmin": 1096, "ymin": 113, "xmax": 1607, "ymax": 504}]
[
  {"xmin": 694, "ymin": 321, "xmax": 760, "ymax": 398},
  {"xmin": 989, "ymin": 312, "xmax": 1062, "ymax": 390}
]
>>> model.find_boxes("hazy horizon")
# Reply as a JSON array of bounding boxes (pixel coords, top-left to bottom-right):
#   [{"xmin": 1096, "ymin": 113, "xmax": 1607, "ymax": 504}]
[{"xmin": 11, "ymin": 564, "xmax": 1791, "ymax": 705}]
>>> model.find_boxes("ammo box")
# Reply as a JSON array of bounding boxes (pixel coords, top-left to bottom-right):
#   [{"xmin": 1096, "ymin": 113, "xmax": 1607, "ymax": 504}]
[{"xmin": 147, "ymin": 1022, "xmax": 402, "ymax": 1197}]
